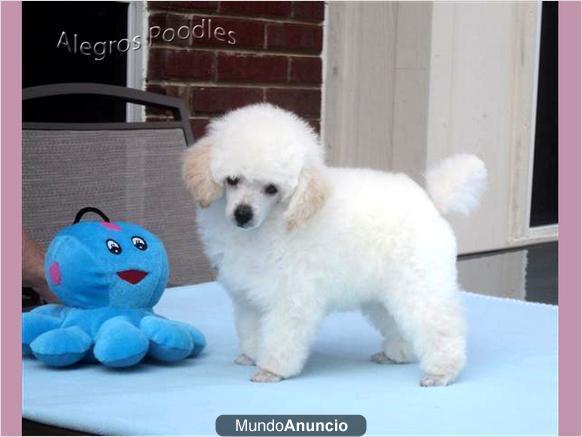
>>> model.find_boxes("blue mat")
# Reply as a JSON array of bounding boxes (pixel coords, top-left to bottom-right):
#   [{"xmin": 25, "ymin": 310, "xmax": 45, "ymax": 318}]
[{"xmin": 23, "ymin": 282, "xmax": 557, "ymax": 436}]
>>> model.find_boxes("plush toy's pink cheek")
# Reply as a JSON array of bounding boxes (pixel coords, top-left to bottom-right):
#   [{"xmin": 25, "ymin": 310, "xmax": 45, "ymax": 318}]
[{"xmin": 49, "ymin": 261, "xmax": 62, "ymax": 286}]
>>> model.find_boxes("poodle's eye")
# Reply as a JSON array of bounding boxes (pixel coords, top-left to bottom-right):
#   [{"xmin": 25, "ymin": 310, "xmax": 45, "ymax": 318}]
[
  {"xmin": 106, "ymin": 239, "xmax": 122, "ymax": 255},
  {"xmin": 264, "ymin": 184, "xmax": 278, "ymax": 195},
  {"xmin": 226, "ymin": 176, "xmax": 240, "ymax": 187},
  {"xmin": 131, "ymin": 236, "xmax": 148, "ymax": 251}
]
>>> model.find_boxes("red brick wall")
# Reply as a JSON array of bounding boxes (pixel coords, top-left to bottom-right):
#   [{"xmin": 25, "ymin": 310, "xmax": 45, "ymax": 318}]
[{"xmin": 145, "ymin": 1, "xmax": 325, "ymax": 140}]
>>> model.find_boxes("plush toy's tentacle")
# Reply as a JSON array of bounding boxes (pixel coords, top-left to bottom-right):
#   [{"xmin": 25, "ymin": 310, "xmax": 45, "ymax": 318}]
[
  {"xmin": 140, "ymin": 316, "xmax": 194, "ymax": 362},
  {"xmin": 29, "ymin": 304, "xmax": 69, "ymax": 320},
  {"xmin": 30, "ymin": 326, "xmax": 92, "ymax": 367},
  {"xmin": 22, "ymin": 313, "xmax": 62, "ymax": 355},
  {"xmin": 94, "ymin": 316, "xmax": 149, "ymax": 367},
  {"xmin": 171, "ymin": 321, "xmax": 207, "ymax": 357}
]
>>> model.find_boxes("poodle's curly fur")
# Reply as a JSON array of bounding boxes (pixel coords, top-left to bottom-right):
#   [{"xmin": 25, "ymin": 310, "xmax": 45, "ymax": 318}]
[{"xmin": 183, "ymin": 103, "xmax": 487, "ymax": 386}]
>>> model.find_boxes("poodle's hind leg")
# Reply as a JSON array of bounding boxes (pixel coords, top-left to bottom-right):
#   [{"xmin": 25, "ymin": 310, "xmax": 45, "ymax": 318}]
[
  {"xmin": 383, "ymin": 286, "xmax": 467, "ymax": 387},
  {"xmin": 362, "ymin": 302, "xmax": 416, "ymax": 364},
  {"xmin": 232, "ymin": 297, "xmax": 260, "ymax": 366}
]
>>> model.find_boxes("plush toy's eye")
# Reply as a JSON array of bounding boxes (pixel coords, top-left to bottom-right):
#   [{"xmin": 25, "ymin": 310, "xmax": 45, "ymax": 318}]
[
  {"xmin": 226, "ymin": 176, "xmax": 240, "ymax": 187},
  {"xmin": 131, "ymin": 236, "xmax": 148, "ymax": 251},
  {"xmin": 264, "ymin": 184, "xmax": 278, "ymax": 195},
  {"xmin": 106, "ymin": 239, "xmax": 122, "ymax": 255}
]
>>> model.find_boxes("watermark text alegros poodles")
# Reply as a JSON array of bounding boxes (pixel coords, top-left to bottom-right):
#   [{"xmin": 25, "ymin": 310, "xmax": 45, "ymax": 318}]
[{"xmin": 56, "ymin": 18, "xmax": 237, "ymax": 62}]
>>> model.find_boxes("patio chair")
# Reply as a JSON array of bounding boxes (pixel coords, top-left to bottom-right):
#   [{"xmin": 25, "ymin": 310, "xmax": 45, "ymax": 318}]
[{"xmin": 23, "ymin": 83, "xmax": 213, "ymax": 288}]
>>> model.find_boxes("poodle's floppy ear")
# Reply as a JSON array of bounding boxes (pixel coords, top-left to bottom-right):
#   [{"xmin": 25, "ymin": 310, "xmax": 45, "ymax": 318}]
[
  {"xmin": 285, "ymin": 167, "xmax": 330, "ymax": 231},
  {"xmin": 182, "ymin": 138, "xmax": 223, "ymax": 208}
]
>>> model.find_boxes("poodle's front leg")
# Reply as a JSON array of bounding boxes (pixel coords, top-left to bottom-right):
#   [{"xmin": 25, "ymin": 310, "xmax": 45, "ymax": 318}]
[
  {"xmin": 232, "ymin": 297, "xmax": 260, "ymax": 365},
  {"xmin": 252, "ymin": 302, "xmax": 324, "ymax": 382}
]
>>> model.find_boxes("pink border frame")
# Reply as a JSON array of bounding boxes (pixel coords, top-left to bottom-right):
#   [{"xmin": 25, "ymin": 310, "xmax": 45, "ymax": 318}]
[
  {"xmin": 1, "ymin": 1, "xmax": 580, "ymax": 436},
  {"xmin": 1, "ymin": 2, "xmax": 22, "ymax": 436},
  {"xmin": 558, "ymin": 1, "xmax": 581, "ymax": 436}
]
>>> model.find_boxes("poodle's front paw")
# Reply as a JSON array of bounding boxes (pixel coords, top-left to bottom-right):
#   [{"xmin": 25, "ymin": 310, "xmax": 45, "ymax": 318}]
[
  {"xmin": 235, "ymin": 354, "xmax": 256, "ymax": 366},
  {"xmin": 251, "ymin": 369, "xmax": 283, "ymax": 383},
  {"xmin": 420, "ymin": 373, "xmax": 453, "ymax": 387}
]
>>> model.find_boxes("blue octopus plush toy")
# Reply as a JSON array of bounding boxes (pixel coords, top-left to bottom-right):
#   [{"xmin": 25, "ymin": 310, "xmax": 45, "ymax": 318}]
[{"xmin": 22, "ymin": 207, "xmax": 206, "ymax": 367}]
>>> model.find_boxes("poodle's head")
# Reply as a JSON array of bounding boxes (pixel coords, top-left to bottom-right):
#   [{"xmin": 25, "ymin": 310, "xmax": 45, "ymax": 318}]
[{"xmin": 183, "ymin": 104, "xmax": 329, "ymax": 231}]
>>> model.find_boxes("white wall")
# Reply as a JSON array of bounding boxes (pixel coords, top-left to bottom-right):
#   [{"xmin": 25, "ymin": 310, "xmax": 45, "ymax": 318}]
[
  {"xmin": 425, "ymin": 2, "xmax": 551, "ymax": 253},
  {"xmin": 323, "ymin": 1, "xmax": 554, "ymax": 254},
  {"xmin": 324, "ymin": 2, "xmax": 432, "ymax": 182},
  {"xmin": 324, "ymin": 2, "xmax": 400, "ymax": 171}
]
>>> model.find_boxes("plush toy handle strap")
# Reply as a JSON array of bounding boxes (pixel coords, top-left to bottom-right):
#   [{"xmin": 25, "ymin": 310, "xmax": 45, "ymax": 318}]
[{"xmin": 74, "ymin": 207, "xmax": 111, "ymax": 224}]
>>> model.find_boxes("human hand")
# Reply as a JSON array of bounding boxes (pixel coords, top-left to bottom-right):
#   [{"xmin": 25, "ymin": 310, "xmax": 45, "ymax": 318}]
[{"xmin": 22, "ymin": 231, "xmax": 59, "ymax": 303}]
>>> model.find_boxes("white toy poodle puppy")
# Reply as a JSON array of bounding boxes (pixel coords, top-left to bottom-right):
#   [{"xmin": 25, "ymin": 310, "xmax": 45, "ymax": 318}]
[{"xmin": 182, "ymin": 103, "xmax": 487, "ymax": 386}]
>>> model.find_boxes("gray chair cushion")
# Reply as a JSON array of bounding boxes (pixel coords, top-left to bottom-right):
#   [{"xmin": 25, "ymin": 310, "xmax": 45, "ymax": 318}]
[{"xmin": 23, "ymin": 128, "xmax": 213, "ymax": 285}]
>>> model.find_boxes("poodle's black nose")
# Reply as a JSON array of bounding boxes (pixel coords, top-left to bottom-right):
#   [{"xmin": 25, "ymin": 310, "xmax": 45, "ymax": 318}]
[{"xmin": 234, "ymin": 204, "xmax": 253, "ymax": 226}]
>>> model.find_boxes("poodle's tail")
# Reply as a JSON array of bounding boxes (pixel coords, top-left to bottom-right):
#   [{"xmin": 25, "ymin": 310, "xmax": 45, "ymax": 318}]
[{"xmin": 425, "ymin": 154, "xmax": 487, "ymax": 215}]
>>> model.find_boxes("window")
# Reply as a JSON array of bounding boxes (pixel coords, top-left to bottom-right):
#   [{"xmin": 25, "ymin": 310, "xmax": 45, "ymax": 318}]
[
  {"xmin": 530, "ymin": 2, "xmax": 558, "ymax": 227},
  {"xmin": 23, "ymin": 1, "xmax": 133, "ymax": 123}
]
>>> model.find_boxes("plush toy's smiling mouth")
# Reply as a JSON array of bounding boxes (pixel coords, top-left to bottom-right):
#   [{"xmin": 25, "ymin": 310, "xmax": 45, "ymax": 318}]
[{"xmin": 117, "ymin": 270, "xmax": 148, "ymax": 284}]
